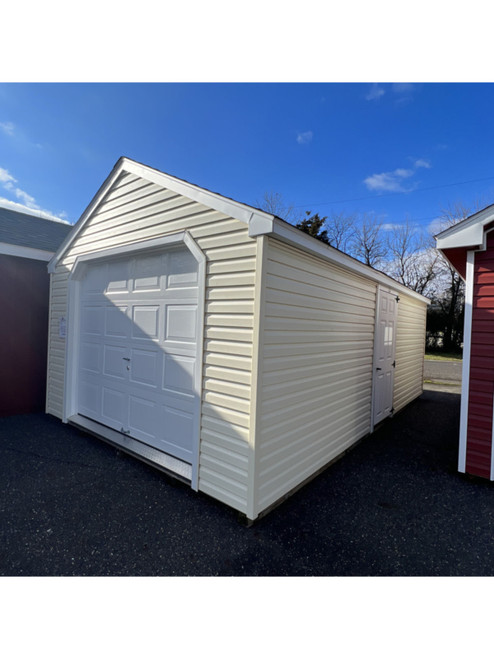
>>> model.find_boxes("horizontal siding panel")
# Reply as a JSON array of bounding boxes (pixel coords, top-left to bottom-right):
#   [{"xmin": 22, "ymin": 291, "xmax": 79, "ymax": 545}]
[
  {"xmin": 265, "ymin": 272, "xmax": 376, "ymax": 308},
  {"xmin": 197, "ymin": 465, "xmax": 248, "ymax": 499},
  {"xmin": 206, "ymin": 286, "xmax": 255, "ymax": 301},
  {"xmin": 200, "ymin": 414, "xmax": 250, "ymax": 442},
  {"xmin": 265, "ymin": 301, "xmax": 375, "ymax": 324},
  {"xmin": 203, "ymin": 243, "xmax": 256, "ymax": 262},
  {"xmin": 207, "ymin": 257, "xmax": 256, "ymax": 275},
  {"xmin": 198, "ymin": 479, "xmax": 248, "ymax": 514},
  {"xmin": 205, "ymin": 314, "xmax": 254, "ymax": 329},
  {"xmin": 255, "ymin": 237, "xmax": 377, "ymax": 517},
  {"xmin": 393, "ymin": 295, "xmax": 427, "ymax": 412},
  {"xmin": 263, "ymin": 342, "xmax": 374, "ymax": 359},
  {"xmin": 204, "ymin": 339, "xmax": 253, "ymax": 358},
  {"xmin": 204, "ymin": 351, "xmax": 252, "ymax": 372},
  {"xmin": 203, "ymin": 365, "xmax": 251, "ymax": 386},
  {"xmin": 207, "ymin": 272, "xmax": 256, "ymax": 287},
  {"xmin": 201, "ymin": 402, "xmax": 250, "ymax": 429},
  {"xmin": 203, "ymin": 390, "xmax": 250, "ymax": 415},
  {"xmin": 206, "ymin": 300, "xmax": 254, "ymax": 315},
  {"xmin": 203, "ymin": 377, "xmax": 251, "ymax": 399},
  {"xmin": 196, "ymin": 229, "xmax": 250, "ymax": 251},
  {"xmin": 260, "ymin": 407, "xmax": 371, "ymax": 474},
  {"xmin": 267, "ymin": 245, "xmax": 376, "ymax": 295},
  {"xmin": 200, "ymin": 427, "xmax": 249, "ymax": 457},
  {"xmin": 205, "ymin": 326, "xmax": 253, "ymax": 342},
  {"xmin": 199, "ymin": 452, "xmax": 249, "ymax": 484},
  {"xmin": 263, "ymin": 361, "xmax": 371, "ymax": 389},
  {"xmin": 262, "ymin": 368, "xmax": 373, "ymax": 406},
  {"xmin": 257, "ymin": 418, "xmax": 370, "ymax": 511}
]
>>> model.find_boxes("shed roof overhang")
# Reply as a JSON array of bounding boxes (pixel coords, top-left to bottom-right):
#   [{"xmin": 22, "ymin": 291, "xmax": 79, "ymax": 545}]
[
  {"xmin": 49, "ymin": 156, "xmax": 429, "ymax": 304},
  {"xmin": 435, "ymin": 204, "xmax": 494, "ymax": 280}
]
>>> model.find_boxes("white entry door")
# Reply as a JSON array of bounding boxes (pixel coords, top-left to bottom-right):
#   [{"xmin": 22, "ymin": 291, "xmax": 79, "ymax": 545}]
[
  {"xmin": 77, "ymin": 246, "xmax": 200, "ymax": 464},
  {"xmin": 372, "ymin": 288, "xmax": 398, "ymax": 426}
]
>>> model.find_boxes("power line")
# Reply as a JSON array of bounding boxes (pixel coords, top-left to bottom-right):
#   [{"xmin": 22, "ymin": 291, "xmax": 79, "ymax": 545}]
[{"xmin": 292, "ymin": 174, "xmax": 494, "ymax": 209}]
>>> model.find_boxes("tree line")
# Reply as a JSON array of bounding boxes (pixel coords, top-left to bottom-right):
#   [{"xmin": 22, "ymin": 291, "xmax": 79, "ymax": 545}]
[{"xmin": 258, "ymin": 192, "xmax": 479, "ymax": 354}]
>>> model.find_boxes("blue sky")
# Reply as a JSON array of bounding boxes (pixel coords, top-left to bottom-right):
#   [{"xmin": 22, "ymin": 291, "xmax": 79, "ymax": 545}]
[{"xmin": 1, "ymin": 82, "xmax": 494, "ymax": 235}]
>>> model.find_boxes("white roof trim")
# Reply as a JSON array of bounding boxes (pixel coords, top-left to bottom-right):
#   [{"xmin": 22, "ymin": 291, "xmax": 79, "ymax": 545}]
[
  {"xmin": 435, "ymin": 205, "xmax": 494, "ymax": 250},
  {"xmin": 0, "ymin": 241, "xmax": 53, "ymax": 261},
  {"xmin": 49, "ymin": 157, "xmax": 274, "ymax": 272}
]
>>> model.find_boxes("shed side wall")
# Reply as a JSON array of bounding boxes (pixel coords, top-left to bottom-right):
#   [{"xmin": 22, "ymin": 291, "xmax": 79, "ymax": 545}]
[
  {"xmin": 255, "ymin": 238, "xmax": 378, "ymax": 515},
  {"xmin": 46, "ymin": 171, "xmax": 257, "ymax": 515},
  {"xmin": 393, "ymin": 294, "xmax": 427, "ymax": 413}
]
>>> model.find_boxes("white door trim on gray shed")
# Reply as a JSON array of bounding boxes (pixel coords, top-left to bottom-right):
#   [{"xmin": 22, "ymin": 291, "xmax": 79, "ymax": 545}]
[{"xmin": 64, "ymin": 231, "xmax": 206, "ymax": 489}]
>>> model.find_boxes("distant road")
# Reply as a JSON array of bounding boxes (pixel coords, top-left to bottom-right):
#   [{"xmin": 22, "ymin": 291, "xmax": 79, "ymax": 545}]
[{"xmin": 424, "ymin": 359, "xmax": 462, "ymax": 384}]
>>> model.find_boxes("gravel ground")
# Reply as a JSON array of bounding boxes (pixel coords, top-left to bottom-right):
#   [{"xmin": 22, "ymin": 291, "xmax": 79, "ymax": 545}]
[{"xmin": 1, "ymin": 389, "xmax": 494, "ymax": 576}]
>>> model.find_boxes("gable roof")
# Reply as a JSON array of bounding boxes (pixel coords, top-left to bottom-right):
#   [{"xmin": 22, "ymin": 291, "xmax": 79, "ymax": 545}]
[
  {"xmin": 0, "ymin": 206, "xmax": 73, "ymax": 255},
  {"xmin": 435, "ymin": 204, "xmax": 494, "ymax": 280},
  {"xmin": 49, "ymin": 156, "xmax": 429, "ymax": 304},
  {"xmin": 435, "ymin": 203, "xmax": 494, "ymax": 251}
]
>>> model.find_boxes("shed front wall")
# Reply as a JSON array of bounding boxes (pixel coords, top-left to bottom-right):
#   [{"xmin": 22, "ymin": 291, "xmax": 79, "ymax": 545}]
[
  {"xmin": 46, "ymin": 170, "xmax": 257, "ymax": 515},
  {"xmin": 253, "ymin": 238, "xmax": 378, "ymax": 516}
]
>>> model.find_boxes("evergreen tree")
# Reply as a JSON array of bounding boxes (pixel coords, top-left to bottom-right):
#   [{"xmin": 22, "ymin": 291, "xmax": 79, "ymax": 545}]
[{"xmin": 295, "ymin": 211, "xmax": 330, "ymax": 244}]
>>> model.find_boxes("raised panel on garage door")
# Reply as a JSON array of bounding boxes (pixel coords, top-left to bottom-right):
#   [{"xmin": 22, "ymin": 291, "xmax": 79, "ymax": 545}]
[{"xmin": 77, "ymin": 246, "xmax": 199, "ymax": 464}]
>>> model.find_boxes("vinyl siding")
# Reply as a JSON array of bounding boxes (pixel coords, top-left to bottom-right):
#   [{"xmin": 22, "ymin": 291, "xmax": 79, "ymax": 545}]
[
  {"xmin": 393, "ymin": 293, "xmax": 427, "ymax": 413},
  {"xmin": 465, "ymin": 239, "xmax": 494, "ymax": 479},
  {"xmin": 46, "ymin": 170, "xmax": 256, "ymax": 515},
  {"xmin": 254, "ymin": 238, "xmax": 378, "ymax": 516}
]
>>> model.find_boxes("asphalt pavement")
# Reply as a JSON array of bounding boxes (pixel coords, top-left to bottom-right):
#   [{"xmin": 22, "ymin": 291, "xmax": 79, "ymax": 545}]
[
  {"xmin": 2, "ymin": 386, "xmax": 494, "ymax": 576},
  {"xmin": 424, "ymin": 359, "xmax": 463, "ymax": 385}
]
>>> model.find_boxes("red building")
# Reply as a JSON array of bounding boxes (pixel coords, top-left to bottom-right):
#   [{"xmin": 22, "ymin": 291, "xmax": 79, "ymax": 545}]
[
  {"xmin": 437, "ymin": 207, "xmax": 494, "ymax": 479},
  {"xmin": 0, "ymin": 206, "xmax": 72, "ymax": 416}
]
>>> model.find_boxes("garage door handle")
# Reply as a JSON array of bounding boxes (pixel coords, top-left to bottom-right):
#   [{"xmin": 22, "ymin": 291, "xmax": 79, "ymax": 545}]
[
  {"xmin": 376, "ymin": 367, "xmax": 382, "ymax": 371},
  {"xmin": 122, "ymin": 357, "xmax": 131, "ymax": 361}
]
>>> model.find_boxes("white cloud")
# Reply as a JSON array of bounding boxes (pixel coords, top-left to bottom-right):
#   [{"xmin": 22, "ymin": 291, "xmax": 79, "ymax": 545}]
[
  {"xmin": 0, "ymin": 167, "xmax": 16, "ymax": 185},
  {"xmin": 392, "ymin": 83, "xmax": 414, "ymax": 95},
  {"xmin": 364, "ymin": 168, "xmax": 415, "ymax": 192},
  {"xmin": 364, "ymin": 157, "xmax": 432, "ymax": 194},
  {"xmin": 0, "ymin": 121, "xmax": 14, "ymax": 136},
  {"xmin": 0, "ymin": 165, "xmax": 69, "ymax": 223},
  {"xmin": 366, "ymin": 84, "xmax": 385, "ymax": 101},
  {"xmin": 381, "ymin": 222, "xmax": 405, "ymax": 231},
  {"xmin": 0, "ymin": 197, "xmax": 70, "ymax": 223},
  {"xmin": 14, "ymin": 188, "xmax": 37, "ymax": 207},
  {"xmin": 427, "ymin": 218, "xmax": 446, "ymax": 236},
  {"xmin": 296, "ymin": 131, "xmax": 313, "ymax": 145}
]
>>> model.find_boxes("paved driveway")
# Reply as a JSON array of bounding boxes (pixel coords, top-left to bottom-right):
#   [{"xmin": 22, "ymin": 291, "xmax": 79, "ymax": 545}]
[{"xmin": 1, "ymin": 388, "xmax": 494, "ymax": 576}]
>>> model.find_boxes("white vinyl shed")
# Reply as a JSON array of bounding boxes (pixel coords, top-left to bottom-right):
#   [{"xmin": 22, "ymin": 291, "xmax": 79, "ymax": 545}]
[{"xmin": 47, "ymin": 157, "xmax": 429, "ymax": 521}]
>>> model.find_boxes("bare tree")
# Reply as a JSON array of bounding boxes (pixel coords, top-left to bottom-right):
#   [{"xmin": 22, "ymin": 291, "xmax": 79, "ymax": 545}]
[
  {"xmin": 325, "ymin": 212, "xmax": 356, "ymax": 252},
  {"xmin": 256, "ymin": 191, "xmax": 302, "ymax": 224},
  {"xmin": 349, "ymin": 215, "xmax": 388, "ymax": 268},
  {"xmin": 384, "ymin": 218, "xmax": 440, "ymax": 296}
]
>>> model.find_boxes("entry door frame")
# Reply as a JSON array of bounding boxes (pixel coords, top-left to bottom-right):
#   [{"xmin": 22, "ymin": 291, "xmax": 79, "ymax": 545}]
[
  {"xmin": 64, "ymin": 231, "xmax": 206, "ymax": 490},
  {"xmin": 370, "ymin": 285, "xmax": 398, "ymax": 432}
]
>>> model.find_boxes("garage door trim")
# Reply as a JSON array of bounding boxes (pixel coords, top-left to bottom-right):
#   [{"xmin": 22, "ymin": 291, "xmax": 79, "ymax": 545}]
[{"xmin": 64, "ymin": 231, "xmax": 206, "ymax": 490}]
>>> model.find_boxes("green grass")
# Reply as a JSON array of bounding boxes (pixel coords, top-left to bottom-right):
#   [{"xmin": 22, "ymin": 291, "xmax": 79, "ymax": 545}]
[{"xmin": 425, "ymin": 352, "xmax": 462, "ymax": 362}]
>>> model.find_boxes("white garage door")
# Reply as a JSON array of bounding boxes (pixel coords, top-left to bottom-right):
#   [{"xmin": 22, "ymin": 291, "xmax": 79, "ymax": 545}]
[{"xmin": 77, "ymin": 246, "xmax": 199, "ymax": 464}]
